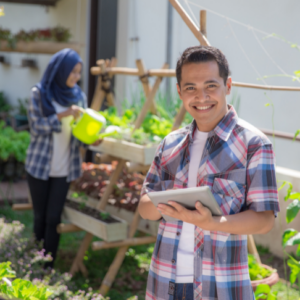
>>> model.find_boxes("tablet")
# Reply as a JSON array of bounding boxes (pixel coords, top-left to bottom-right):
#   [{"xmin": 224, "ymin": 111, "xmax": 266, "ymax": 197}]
[{"xmin": 147, "ymin": 186, "xmax": 223, "ymax": 222}]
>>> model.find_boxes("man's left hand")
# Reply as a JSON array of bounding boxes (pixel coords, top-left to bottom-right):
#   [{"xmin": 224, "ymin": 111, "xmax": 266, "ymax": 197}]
[{"xmin": 157, "ymin": 201, "xmax": 214, "ymax": 230}]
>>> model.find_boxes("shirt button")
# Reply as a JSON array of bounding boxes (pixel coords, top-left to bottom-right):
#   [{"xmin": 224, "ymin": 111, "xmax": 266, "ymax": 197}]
[
  {"xmin": 171, "ymin": 259, "xmax": 176, "ymax": 264},
  {"xmin": 176, "ymin": 232, "xmax": 180, "ymax": 236}
]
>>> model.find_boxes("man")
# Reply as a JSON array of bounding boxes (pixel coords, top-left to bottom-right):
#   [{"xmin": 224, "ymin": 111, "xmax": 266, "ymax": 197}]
[{"xmin": 138, "ymin": 46, "xmax": 279, "ymax": 300}]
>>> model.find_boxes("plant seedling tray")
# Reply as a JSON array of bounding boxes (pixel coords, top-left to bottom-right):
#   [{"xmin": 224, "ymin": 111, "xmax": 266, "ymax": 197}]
[
  {"xmin": 63, "ymin": 199, "xmax": 128, "ymax": 242},
  {"xmin": 66, "ymin": 191, "xmax": 159, "ymax": 236},
  {"xmin": 89, "ymin": 137, "xmax": 157, "ymax": 165}
]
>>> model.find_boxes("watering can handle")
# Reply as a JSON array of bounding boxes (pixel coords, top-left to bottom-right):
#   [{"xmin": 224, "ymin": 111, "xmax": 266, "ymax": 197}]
[{"xmin": 70, "ymin": 107, "xmax": 86, "ymax": 128}]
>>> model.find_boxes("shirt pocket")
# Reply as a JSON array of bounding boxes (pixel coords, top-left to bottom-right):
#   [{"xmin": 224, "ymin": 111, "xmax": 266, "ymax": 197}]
[{"xmin": 212, "ymin": 178, "xmax": 246, "ymax": 216}]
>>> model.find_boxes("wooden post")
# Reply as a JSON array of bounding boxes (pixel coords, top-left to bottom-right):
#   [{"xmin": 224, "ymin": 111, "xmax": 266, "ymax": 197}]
[
  {"xmin": 172, "ymin": 104, "xmax": 186, "ymax": 131},
  {"xmin": 12, "ymin": 203, "xmax": 33, "ymax": 211},
  {"xmin": 247, "ymin": 235, "xmax": 261, "ymax": 264},
  {"xmin": 69, "ymin": 158, "xmax": 126, "ymax": 275},
  {"xmin": 169, "ymin": 0, "xmax": 210, "ymax": 46},
  {"xmin": 200, "ymin": 10, "xmax": 207, "ymax": 37},
  {"xmin": 57, "ymin": 223, "xmax": 82, "ymax": 234},
  {"xmin": 133, "ymin": 63, "xmax": 169, "ymax": 131},
  {"xmin": 91, "ymin": 60, "xmax": 106, "ymax": 111},
  {"xmin": 92, "ymin": 236, "xmax": 156, "ymax": 251},
  {"xmin": 99, "ymin": 208, "xmax": 141, "ymax": 294},
  {"xmin": 136, "ymin": 59, "xmax": 156, "ymax": 114}
]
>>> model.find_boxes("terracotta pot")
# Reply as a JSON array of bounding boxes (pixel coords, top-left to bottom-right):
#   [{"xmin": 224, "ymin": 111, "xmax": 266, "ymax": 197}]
[{"xmin": 251, "ymin": 264, "xmax": 279, "ymax": 292}]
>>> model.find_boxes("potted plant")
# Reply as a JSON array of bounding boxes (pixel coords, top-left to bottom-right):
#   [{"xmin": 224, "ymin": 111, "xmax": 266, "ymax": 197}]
[
  {"xmin": 0, "ymin": 92, "xmax": 11, "ymax": 123},
  {"xmin": 249, "ymin": 254, "xmax": 279, "ymax": 291},
  {"xmin": 13, "ymin": 99, "xmax": 28, "ymax": 129}
]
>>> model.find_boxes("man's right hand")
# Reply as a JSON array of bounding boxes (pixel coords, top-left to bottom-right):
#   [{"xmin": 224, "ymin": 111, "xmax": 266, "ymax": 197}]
[{"xmin": 138, "ymin": 194, "xmax": 162, "ymax": 221}]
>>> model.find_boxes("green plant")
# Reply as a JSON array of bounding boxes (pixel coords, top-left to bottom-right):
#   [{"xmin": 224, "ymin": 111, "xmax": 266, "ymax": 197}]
[
  {"xmin": 72, "ymin": 192, "xmax": 88, "ymax": 210},
  {"xmin": 0, "ymin": 121, "xmax": 30, "ymax": 162},
  {"xmin": 0, "ymin": 92, "xmax": 11, "ymax": 113},
  {"xmin": 254, "ymin": 284, "xmax": 278, "ymax": 300},
  {"xmin": 16, "ymin": 99, "xmax": 28, "ymax": 116},
  {"xmin": 279, "ymin": 181, "xmax": 300, "ymax": 297},
  {"xmin": 99, "ymin": 212, "xmax": 110, "ymax": 221},
  {"xmin": 248, "ymin": 254, "xmax": 274, "ymax": 281},
  {"xmin": 0, "ymin": 261, "xmax": 53, "ymax": 300}
]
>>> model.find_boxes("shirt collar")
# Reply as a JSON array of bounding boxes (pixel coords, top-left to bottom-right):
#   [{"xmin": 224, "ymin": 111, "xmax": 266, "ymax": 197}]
[{"xmin": 188, "ymin": 105, "xmax": 238, "ymax": 143}]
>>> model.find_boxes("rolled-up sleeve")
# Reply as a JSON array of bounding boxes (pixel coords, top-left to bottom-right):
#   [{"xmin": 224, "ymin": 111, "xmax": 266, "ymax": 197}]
[
  {"xmin": 246, "ymin": 143, "xmax": 280, "ymax": 213},
  {"xmin": 28, "ymin": 88, "xmax": 61, "ymax": 136},
  {"xmin": 140, "ymin": 141, "xmax": 164, "ymax": 197}
]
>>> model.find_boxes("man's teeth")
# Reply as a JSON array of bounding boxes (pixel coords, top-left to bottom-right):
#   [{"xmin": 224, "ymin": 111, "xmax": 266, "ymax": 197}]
[{"xmin": 196, "ymin": 105, "xmax": 212, "ymax": 110}]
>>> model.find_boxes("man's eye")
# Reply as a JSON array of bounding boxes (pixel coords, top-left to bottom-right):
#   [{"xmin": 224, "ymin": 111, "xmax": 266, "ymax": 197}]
[
  {"xmin": 186, "ymin": 87, "xmax": 194, "ymax": 90},
  {"xmin": 207, "ymin": 84, "xmax": 216, "ymax": 88}
]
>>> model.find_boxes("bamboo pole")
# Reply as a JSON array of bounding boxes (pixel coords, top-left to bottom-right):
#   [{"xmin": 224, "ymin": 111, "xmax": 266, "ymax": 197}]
[
  {"xmin": 90, "ymin": 60, "xmax": 106, "ymax": 111},
  {"xmin": 136, "ymin": 59, "xmax": 157, "ymax": 114},
  {"xmin": 97, "ymin": 159, "xmax": 126, "ymax": 210},
  {"xmin": 12, "ymin": 203, "xmax": 33, "ymax": 211},
  {"xmin": 247, "ymin": 235, "xmax": 261, "ymax": 264},
  {"xmin": 200, "ymin": 10, "xmax": 207, "ymax": 37},
  {"xmin": 57, "ymin": 223, "xmax": 82, "ymax": 234},
  {"xmin": 169, "ymin": 0, "xmax": 210, "ymax": 46},
  {"xmin": 70, "ymin": 159, "xmax": 126, "ymax": 275},
  {"xmin": 99, "ymin": 208, "xmax": 141, "ymax": 294},
  {"xmin": 172, "ymin": 104, "xmax": 186, "ymax": 131},
  {"xmin": 133, "ymin": 63, "xmax": 169, "ymax": 131},
  {"xmin": 91, "ymin": 66, "xmax": 300, "ymax": 92},
  {"xmin": 92, "ymin": 236, "xmax": 156, "ymax": 251}
]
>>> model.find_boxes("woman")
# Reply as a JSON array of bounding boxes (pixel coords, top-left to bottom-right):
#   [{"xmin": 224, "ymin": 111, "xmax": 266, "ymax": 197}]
[{"xmin": 26, "ymin": 48, "xmax": 99, "ymax": 268}]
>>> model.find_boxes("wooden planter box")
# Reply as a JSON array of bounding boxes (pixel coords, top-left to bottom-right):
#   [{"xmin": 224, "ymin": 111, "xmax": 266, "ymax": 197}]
[
  {"xmin": 0, "ymin": 41, "xmax": 81, "ymax": 54},
  {"xmin": 66, "ymin": 191, "xmax": 159, "ymax": 236},
  {"xmin": 63, "ymin": 202, "xmax": 128, "ymax": 242},
  {"xmin": 89, "ymin": 138, "xmax": 157, "ymax": 165}
]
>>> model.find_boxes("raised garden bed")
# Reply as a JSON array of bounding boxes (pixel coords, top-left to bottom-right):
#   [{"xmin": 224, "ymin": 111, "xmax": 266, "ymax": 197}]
[
  {"xmin": 64, "ymin": 199, "xmax": 127, "ymax": 242},
  {"xmin": 0, "ymin": 41, "xmax": 80, "ymax": 54},
  {"xmin": 90, "ymin": 138, "xmax": 156, "ymax": 165}
]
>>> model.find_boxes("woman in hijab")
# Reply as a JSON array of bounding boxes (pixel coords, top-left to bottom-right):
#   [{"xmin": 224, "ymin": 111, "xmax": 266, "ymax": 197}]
[{"xmin": 26, "ymin": 48, "xmax": 100, "ymax": 268}]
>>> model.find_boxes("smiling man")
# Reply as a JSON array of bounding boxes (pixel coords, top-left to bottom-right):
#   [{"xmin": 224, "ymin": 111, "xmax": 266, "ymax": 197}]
[{"xmin": 138, "ymin": 46, "xmax": 280, "ymax": 300}]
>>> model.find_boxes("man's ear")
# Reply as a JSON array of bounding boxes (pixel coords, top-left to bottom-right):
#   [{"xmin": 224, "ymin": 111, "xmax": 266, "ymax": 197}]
[
  {"xmin": 226, "ymin": 77, "xmax": 232, "ymax": 95},
  {"xmin": 176, "ymin": 83, "xmax": 182, "ymax": 100}
]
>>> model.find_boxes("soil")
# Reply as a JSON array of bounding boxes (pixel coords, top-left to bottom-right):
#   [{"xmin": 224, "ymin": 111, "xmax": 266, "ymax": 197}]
[
  {"xmin": 71, "ymin": 162, "xmax": 145, "ymax": 212},
  {"xmin": 65, "ymin": 199, "xmax": 120, "ymax": 224}
]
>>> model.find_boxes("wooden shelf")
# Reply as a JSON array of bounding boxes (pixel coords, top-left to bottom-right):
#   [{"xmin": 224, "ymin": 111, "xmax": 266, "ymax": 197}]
[
  {"xmin": 66, "ymin": 191, "xmax": 159, "ymax": 236},
  {"xmin": 0, "ymin": 41, "xmax": 81, "ymax": 54},
  {"xmin": 89, "ymin": 138, "xmax": 157, "ymax": 165}
]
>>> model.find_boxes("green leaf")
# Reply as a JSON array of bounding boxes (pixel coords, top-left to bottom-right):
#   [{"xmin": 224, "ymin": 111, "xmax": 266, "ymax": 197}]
[
  {"xmin": 286, "ymin": 199, "xmax": 300, "ymax": 223},
  {"xmin": 267, "ymin": 291, "xmax": 278, "ymax": 300},
  {"xmin": 294, "ymin": 130, "xmax": 300, "ymax": 141},
  {"xmin": 284, "ymin": 232, "xmax": 300, "ymax": 247},
  {"xmin": 254, "ymin": 284, "xmax": 271, "ymax": 296},
  {"xmin": 287, "ymin": 256, "xmax": 300, "ymax": 284},
  {"xmin": 294, "ymin": 70, "xmax": 300, "ymax": 77},
  {"xmin": 282, "ymin": 229, "xmax": 298, "ymax": 247},
  {"xmin": 288, "ymin": 192, "xmax": 300, "ymax": 200}
]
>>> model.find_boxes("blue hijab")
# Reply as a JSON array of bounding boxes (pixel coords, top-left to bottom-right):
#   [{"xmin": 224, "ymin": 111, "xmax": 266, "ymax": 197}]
[{"xmin": 36, "ymin": 48, "xmax": 83, "ymax": 116}]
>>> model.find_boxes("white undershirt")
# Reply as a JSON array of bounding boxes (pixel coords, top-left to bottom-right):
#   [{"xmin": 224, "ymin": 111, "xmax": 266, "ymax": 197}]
[
  {"xmin": 49, "ymin": 101, "xmax": 73, "ymax": 177},
  {"xmin": 175, "ymin": 129, "xmax": 208, "ymax": 283}
]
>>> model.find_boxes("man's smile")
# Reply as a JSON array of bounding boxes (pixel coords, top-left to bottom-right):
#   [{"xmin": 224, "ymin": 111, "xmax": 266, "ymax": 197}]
[{"xmin": 192, "ymin": 104, "xmax": 215, "ymax": 112}]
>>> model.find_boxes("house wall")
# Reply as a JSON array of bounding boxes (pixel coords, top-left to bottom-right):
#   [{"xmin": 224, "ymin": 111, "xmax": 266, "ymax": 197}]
[
  {"xmin": 115, "ymin": 0, "xmax": 300, "ymax": 170},
  {"xmin": 0, "ymin": 0, "xmax": 88, "ymax": 107}
]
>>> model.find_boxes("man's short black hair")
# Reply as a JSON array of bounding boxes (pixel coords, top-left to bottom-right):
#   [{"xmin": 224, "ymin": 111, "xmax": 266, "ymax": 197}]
[{"xmin": 176, "ymin": 46, "xmax": 230, "ymax": 86}]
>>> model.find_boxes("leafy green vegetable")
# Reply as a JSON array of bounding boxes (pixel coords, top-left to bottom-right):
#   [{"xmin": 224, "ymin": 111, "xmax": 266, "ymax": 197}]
[
  {"xmin": 248, "ymin": 254, "xmax": 273, "ymax": 281},
  {"xmin": 0, "ymin": 261, "xmax": 53, "ymax": 300}
]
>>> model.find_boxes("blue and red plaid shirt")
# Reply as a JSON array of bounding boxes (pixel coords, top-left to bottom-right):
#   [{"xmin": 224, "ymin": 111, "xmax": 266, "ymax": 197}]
[{"xmin": 141, "ymin": 106, "xmax": 280, "ymax": 300}]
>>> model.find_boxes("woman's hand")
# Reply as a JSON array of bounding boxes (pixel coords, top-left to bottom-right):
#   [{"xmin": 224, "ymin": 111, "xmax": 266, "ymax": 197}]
[
  {"xmin": 57, "ymin": 105, "xmax": 84, "ymax": 121},
  {"xmin": 91, "ymin": 139, "xmax": 103, "ymax": 146}
]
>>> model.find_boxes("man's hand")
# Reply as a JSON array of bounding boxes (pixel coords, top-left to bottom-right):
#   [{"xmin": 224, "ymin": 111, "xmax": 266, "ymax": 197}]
[{"xmin": 157, "ymin": 201, "xmax": 214, "ymax": 230}]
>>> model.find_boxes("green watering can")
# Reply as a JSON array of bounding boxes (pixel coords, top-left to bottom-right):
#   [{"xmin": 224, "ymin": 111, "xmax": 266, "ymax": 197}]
[{"xmin": 71, "ymin": 108, "xmax": 120, "ymax": 144}]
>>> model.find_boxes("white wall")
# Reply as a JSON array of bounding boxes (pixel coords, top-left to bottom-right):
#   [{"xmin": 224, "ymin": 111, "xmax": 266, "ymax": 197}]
[
  {"xmin": 0, "ymin": 0, "xmax": 88, "ymax": 108},
  {"xmin": 115, "ymin": 0, "xmax": 300, "ymax": 170}
]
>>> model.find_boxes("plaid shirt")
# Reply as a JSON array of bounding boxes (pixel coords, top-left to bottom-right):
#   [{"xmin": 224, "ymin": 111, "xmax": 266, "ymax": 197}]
[
  {"xmin": 141, "ymin": 106, "xmax": 280, "ymax": 300},
  {"xmin": 25, "ymin": 87, "xmax": 87, "ymax": 182}
]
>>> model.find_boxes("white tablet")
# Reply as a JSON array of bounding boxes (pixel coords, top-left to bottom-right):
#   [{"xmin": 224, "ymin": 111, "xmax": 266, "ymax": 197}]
[{"xmin": 148, "ymin": 186, "xmax": 223, "ymax": 222}]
